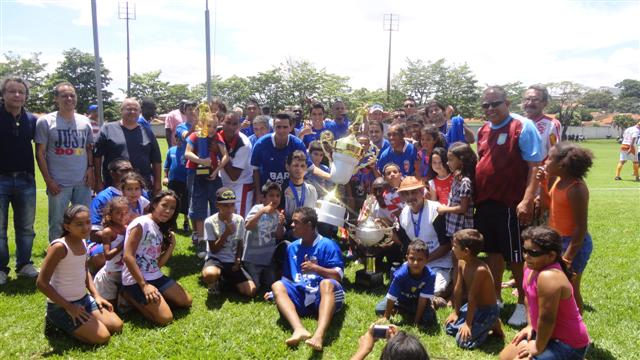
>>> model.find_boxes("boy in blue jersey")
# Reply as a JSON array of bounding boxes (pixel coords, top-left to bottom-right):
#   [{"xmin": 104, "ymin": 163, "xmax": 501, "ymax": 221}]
[
  {"xmin": 375, "ymin": 240, "xmax": 437, "ymax": 328},
  {"xmin": 267, "ymin": 207, "xmax": 345, "ymax": 351},
  {"xmin": 377, "ymin": 123, "xmax": 417, "ymax": 176},
  {"xmin": 163, "ymin": 134, "xmax": 189, "ymax": 232}
]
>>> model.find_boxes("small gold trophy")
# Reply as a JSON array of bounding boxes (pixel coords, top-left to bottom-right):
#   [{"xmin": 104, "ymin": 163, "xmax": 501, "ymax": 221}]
[{"xmin": 194, "ymin": 103, "xmax": 212, "ymax": 176}]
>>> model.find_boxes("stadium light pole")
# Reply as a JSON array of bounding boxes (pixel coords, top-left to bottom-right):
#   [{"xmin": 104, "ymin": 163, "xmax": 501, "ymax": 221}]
[
  {"xmin": 383, "ymin": 14, "xmax": 399, "ymax": 103},
  {"xmin": 118, "ymin": 1, "xmax": 136, "ymax": 97},
  {"xmin": 90, "ymin": 0, "xmax": 104, "ymax": 126}
]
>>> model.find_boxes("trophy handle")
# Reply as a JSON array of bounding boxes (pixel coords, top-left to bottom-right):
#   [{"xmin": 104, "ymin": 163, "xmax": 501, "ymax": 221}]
[
  {"xmin": 196, "ymin": 102, "xmax": 211, "ymax": 138},
  {"xmin": 319, "ymin": 130, "xmax": 335, "ymax": 162},
  {"xmin": 355, "ymin": 142, "xmax": 380, "ymax": 171}
]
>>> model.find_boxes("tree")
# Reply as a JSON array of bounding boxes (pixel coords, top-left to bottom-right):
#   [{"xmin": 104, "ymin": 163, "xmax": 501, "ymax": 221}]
[
  {"xmin": 128, "ymin": 70, "xmax": 169, "ymax": 108},
  {"xmin": 614, "ymin": 97, "xmax": 640, "ymax": 114},
  {"xmin": 546, "ymin": 81, "xmax": 587, "ymax": 139},
  {"xmin": 612, "ymin": 114, "xmax": 636, "ymax": 136},
  {"xmin": 248, "ymin": 68, "xmax": 286, "ymax": 111},
  {"xmin": 48, "ymin": 48, "xmax": 113, "ymax": 116},
  {"xmin": 578, "ymin": 108, "xmax": 594, "ymax": 122},
  {"xmin": 615, "ymin": 79, "xmax": 640, "ymax": 99},
  {"xmin": 0, "ymin": 52, "xmax": 49, "ymax": 112},
  {"xmin": 216, "ymin": 75, "xmax": 252, "ymax": 109},
  {"xmin": 437, "ymin": 63, "xmax": 481, "ymax": 118},
  {"xmin": 580, "ymin": 89, "xmax": 614, "ymax": 110}
]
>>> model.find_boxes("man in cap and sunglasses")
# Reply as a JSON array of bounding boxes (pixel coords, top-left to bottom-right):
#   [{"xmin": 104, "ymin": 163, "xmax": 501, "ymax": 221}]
[{"xmin": 474, "ymin": 86, "xmax": 542, "ymax": 326}]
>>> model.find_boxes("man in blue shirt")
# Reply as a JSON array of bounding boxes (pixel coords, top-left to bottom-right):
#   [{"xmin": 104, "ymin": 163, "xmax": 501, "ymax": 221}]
[
  {"xmin": 0, "ymin": 76, "xmax": 39, "ymax": 283},
  {"xmin": 324, "ymin": 100, "xmax": 350, "ymax": 139},
  {"xmin": 377, "ymin": 123, "xmax": 417, "ymax": 176},
  {"xmin": 268, "ymin": 207, "xmax": 345, "ymax": 351}
]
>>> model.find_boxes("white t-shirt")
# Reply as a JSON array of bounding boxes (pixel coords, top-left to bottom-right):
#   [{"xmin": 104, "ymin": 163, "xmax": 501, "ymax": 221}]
[
  {"xmin": 220, "ymin": 132, "xmax": 254, "ymax": 185},
  {"xmin": 399, "ymin": 200, "xmax": 452, "ymax": 269},
  {"xmin": 284, "ymin": 182, "xmax": 318, "ymax": 220},
  {"xmin": 121, "ymin": 216, "xmax": 165, "ymax": 286},
  {"xmin": 204, "ymin": 213, "xmax": 246, "ymax": 263},
  {"xmin": 622, "ymin": 125, "xmax": 640, "ymax": 146}
]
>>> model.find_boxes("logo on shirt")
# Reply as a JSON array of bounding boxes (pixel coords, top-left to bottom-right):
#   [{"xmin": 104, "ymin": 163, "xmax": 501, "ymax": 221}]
[
  {"xmin": 54, "ymin": 129, "xmax": 87, "ymax": 155},
  {"xmin": 269, "ymin": 171, "xmax": 289, "ymax": 184},
  {"xmin": 497, "ymin": 133, "xmax": 508, "ymax": 145},
  {"xmin": 403, "ymin": 160, "xmax": 411, "ymax": 174}
]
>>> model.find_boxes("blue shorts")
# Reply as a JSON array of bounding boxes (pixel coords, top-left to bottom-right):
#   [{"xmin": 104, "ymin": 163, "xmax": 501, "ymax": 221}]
[
  {"xmin": 532, "ymin": 333, "xmax": 589, "ymax": 360},
  {"xmin": 188, "ymin": 171, "xmax": 221, "ymax": 220},
  {"xmin": 122, "ymin": 275, "xmax": 176, "ymax": 305},
  {"xmin": 561, "ymin": 233, "xmax": 592, "ymax": 273},
  {"xmin": 46, "ymin": 294, "xmax": 99, "ymax": 335},
  {"xmin": 279, "ymin": 278, "xmax": 345, "ymax": 317},
  {"xmin": 87, "ymin": 241, "xmax": 103, "ymax": 257},
  {"xmin": 445, "ymin": 303, "xmax": 500, "ymax": 349}
]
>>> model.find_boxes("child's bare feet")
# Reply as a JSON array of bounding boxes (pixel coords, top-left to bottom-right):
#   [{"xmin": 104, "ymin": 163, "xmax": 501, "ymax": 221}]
[
  {"xmin": 285, "ymin": 329, "xmax": 311, "ymax": 347},
  {"xmin": 305, "ymin": 335, "xmax": 324, "ymax": 351},
  {"xmin": 490, "ymin": 319, "xmax": 505, "ymax": 338}
]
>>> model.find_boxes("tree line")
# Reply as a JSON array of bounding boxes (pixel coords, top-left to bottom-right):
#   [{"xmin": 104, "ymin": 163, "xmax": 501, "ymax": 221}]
[{"xmin": 1, "ymin": 48, "xmax": 638, "ymax": 130}]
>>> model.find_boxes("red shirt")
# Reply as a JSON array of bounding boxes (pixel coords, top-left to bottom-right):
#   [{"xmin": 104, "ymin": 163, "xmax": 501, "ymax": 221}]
[
  {"xmin": 430, "ymin": 174, "xmax": 454, "ymax": 205},
  {"xmin": 186, "ymin": 132, "xmax": 224, "ymax": 170}
]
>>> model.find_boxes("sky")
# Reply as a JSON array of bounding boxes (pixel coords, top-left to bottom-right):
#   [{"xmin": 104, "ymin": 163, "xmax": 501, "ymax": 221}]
[{"xmin": 1, "ymin": 0, "xmax": 639, "ymax": 99}]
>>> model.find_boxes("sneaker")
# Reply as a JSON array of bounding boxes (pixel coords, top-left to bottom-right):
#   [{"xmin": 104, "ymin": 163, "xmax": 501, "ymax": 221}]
[
  {"xmin": 614, "ymin": 176, "xmax": 622, "ymax": 180},
  {"xmin": 0, "ymin": 271, "xmax": 7, "ymax": 285},
  {"xmin": 207, "ymin": 281, "xmax": 221, "ymax": 295},
  {"xmin": 507, "ymin": 303, "xmax": 527, "ymax": 326},
  {"xmin": 635, "ymin": 177, "xmax": 640, "ymax": 182},
  {"xmin": 197, "ymin": 241, "xmax": 207, "ymax": 259},
  {"xmin": 17, "ymin": 264, "xmax": 39, "ymax": 278}
]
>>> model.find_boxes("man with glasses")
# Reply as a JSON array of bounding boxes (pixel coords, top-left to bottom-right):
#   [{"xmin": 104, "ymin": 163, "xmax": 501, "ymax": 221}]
[
  {"xmin": 0, "ymin": 76, "xmax": 39, "ymax": 284},
  {"xmin": 94, "ymin": 98, "xmax": 162, "ymax": 195},
  {"xmin": 523, "ymin": 84, "xmax": 559, "ymax": 159},
  {"xmin": 474, "ymin": 86, "xmax": 542, "ymax": 326},
  {"xmin": 35, "ymin": 82, "xmax": 94, "ymax": 242}
]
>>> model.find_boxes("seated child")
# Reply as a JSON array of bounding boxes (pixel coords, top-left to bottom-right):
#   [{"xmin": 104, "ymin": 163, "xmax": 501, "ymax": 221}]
[
  {"xmin": 201, "ymin": 187, "xmax": 256, "ymax": 297},
  {"xmin": 120, "ymin": 172, "xmax": 150, "ymax": 221},
  {"xmin": 243, "ymin": 181, "xmax": 286, "ymax": 291},
  {"xmin": 375, "ymin": 240, "xmax": 437, "ymax": 328},
  {"xmin": 37, "ymin": 205, "xmax": 123, "ymax": 344},
  {"xmin": 446, "ymin": 229, "xmax": 502, "ymax": 349}
]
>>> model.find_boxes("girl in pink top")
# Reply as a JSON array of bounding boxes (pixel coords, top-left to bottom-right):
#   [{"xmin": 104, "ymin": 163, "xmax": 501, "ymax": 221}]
[
  {"xmin": 37, "ymin": 205, "xmax": 123, "ymax": 344},
  {"xmin": 500, "ymin": 226, "xmax": 589, "ymax": 360}
]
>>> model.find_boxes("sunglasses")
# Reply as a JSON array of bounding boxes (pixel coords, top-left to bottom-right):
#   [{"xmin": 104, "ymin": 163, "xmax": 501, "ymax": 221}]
[
  {"xmin": 522, "ymin": 248, "xmax": 549, "ymax": 257},
  {"xmin": 481, "ymin": 100, "xmax": 504, "ymax": 109}
]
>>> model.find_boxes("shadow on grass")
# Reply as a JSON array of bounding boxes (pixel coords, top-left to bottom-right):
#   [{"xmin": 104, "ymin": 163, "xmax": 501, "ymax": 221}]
[
  {"xmin": 586, "ymin": 343, "xmax": 616, "ymax": 360},
  {"xmin": 342, "ymin": 276, "xmax": 387, "ymax": 297},
  {"xmin": 40, "ymin": 327, "xmax": 100, "ymax": 357},
  {"xmin": 119, "ymin": 304, "xmax": 192, "ymax": 330},
  {"xmin": 0, "ymin": 277, "xmax": 37, "ymax": 295},
  {"xmin": 583, "ymin": 303, "xmax": 596, "ymax": 313},
  {"xmin": 165, "ymin": 253, "xmax": 203, "ymax": 281}
]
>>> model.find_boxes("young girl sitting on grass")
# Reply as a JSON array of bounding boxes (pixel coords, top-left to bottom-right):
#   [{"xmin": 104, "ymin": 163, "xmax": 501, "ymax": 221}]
[
  {"xmin": 37, "ymin": 205, "xmax": 123, "ymax": 344},
  {"xmin": 121, "ymin": 190, "xmax": 192, "ymax": 326},
  {"xmin": 538, "ymin": 142, "xmax": 594, "ymax": 313},
  {"xmin": 499, "ymin": 226, "xmax": 590, "ymax": 360},
  {"xmin": 93, "ymin": 197, "xmax": 129, "ymax": 307},
  {"xmin": 427, "ymin": 147, "xmax": 453, "ymax": 205}
]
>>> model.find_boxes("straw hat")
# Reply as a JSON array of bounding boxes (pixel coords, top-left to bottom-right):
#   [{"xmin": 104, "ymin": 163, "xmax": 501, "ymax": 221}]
[{"xmin": 397, "ymin": 176, "xmax": 425, "ymax": 192}]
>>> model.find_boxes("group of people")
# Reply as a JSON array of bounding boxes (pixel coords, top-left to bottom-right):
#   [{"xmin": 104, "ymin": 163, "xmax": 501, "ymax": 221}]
[{"xmin": 0, "ymin": 75, "xmax": 594, "ymax": 359}]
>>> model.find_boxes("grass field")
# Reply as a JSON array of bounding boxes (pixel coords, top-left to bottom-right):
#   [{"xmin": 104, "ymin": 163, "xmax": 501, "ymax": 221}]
[{"xmin": 0, "ymin": 139, "xmax": 638, "ymax": 359}]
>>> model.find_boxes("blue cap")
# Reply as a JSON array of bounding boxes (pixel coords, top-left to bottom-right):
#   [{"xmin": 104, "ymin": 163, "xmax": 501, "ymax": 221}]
[{"xmin": 88, "ymin": 104, "xmax": 98, "ymax": 112}]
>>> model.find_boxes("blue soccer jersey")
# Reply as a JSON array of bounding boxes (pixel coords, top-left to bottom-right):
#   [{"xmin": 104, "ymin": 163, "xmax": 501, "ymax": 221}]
[
  {"xmin": 90, "ymin": 186, "xmax": 122, "ymax": 230},
  {"xmin": 164, "ymin": 145, "xmax": 187, "ymax": 182},
  {"xmin": 377, "ymin": 141, "xmax": 417, "ymax": 176},
  {"xmin": 324, "ymin": 118, "xmax": 350, "ymax": 139},
  {"xmin": 387, "ymin": 262, "xmax": 436, "ymax": 306},
  {"xmin": 250, "ymin": 133, "xmax": 312, "ymax": 187},
  {"xmin": 284, "ymin": 235, "xmax": 344, "ymax": 289}
]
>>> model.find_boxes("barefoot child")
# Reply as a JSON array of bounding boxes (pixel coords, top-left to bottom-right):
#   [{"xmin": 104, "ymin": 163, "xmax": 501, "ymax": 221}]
[
  {"xmin": 121, "ymin": 190, "xmax": 192, "ymax": 326},
  {"xmin": 93, "ymin": 197, "xmax": 129, "ymax": 306},
  {"xmin": 375, "ymin": 240, "xmax": 437, "ymax": 328},
  {"xmin": 37, "ymin": 205, "xmax": 123, "ymax": 344},
  {"xmin": 446, "ymin": 229, "xmax": 502, "ymax": 349},
  {"xmin": 201, "ymin": 187, "xmax": 256, "ymax": 297},
  {"xmin": 243, "ymin": 181, "xmax": 286, "ymax": 292},
  {"xmin": 538, "ymin": 142, "xmax": 594, "ymax": 313},
  {"xmin": 499, "ymin": 226, "xmax": 589, "ymax": 360}
]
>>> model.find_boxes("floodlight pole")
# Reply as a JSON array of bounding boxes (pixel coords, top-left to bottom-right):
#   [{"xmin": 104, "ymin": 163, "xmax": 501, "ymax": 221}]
[
  {"xmin": 205, "ymin": 0, "xmax": 212, "ymax": 102},
  {"xmin": 118, "ymin": 1, "xmax": 136, "ymax": 97},
  {"xmin": 91, "ymin": 0, "xmax": 104, "ymax": 126},
  {"xmin": 383, "ymin": 14, "xmax": 399, "ymax": 103}
]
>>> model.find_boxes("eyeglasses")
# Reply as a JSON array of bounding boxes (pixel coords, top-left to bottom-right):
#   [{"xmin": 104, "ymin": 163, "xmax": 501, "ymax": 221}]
[
  {"xmin": 522, "ymin": 248, "xmax": 549, "ymax": 257},
  {"xmin": 481, "ymin": 100, "xmax": 504, "ymax": 109},
  {"xmin": 394, "ymin": 114, "xmax": 406, "ymax": 119},
  {"xmin": 404, "ymin": 103, "xmax": 415, "ymax": 108}
]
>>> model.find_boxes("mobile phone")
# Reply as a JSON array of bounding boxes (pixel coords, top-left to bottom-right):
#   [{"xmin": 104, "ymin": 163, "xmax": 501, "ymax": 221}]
[{"xmin": 372, "ymin": 325, "xmax": 389, "ymax": 339}]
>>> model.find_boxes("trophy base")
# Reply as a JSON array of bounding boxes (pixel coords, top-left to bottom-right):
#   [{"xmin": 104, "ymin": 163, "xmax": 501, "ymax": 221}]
[
  {"xmin": 316, "ymin": 199, "xmax": 346, "ymax": 227},
  {"xmin": 355, "ymin": 269, "xmax": 384, "ymax": 288},
  {"xmin": 196, "ymin": 166, "xmax": 210, "ymax": 176}
]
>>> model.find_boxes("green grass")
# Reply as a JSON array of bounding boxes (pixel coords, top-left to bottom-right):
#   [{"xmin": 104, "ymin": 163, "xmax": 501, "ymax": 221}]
[{"xmin": 0, "ymin": 140, "xmax": 638, "ymax": 359}]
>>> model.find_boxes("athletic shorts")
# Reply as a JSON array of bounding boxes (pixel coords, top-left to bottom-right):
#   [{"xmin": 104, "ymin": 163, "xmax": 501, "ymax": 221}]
[
  {"xmin": 93, "ymin": 268, "xmax": 122, "ymax": 300},
  {"xmin": 561, "ymin": 234, "xmax": 593, "ymax": 273},
  {"xmin": 279, "ymin": 277, "xmax": 345, "ymax": 317},
  {"xmin": 46, "ymin": 294, "xmax": 98, "ymax": 335},
  {"xmin": 203, "ymin": 258, "xmax": 253, "ymax": 286},
  {"xmin": 619, "ymin": 151, "xmax": 637, "ymax": 162},
  {"xmin": 475, "ymin": 201, "xmax": 523, "ymax": 263},
  {"xmin": 121, "ymin": 275, "xmax": 176, "ymax": 305}
]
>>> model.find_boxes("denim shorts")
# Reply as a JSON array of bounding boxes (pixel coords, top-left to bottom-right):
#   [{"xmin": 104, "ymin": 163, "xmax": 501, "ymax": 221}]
[
  {"xmin": 532, "ymin": 336, "xmax": 589, "ymax": 360},
  {"xmin": 188, "ymin": 172, "xmax": 221, "ymax": 220},
  {"xmin": 561, "ymin": 234, "xmax": 593, "ymax": 273},
  {"xmin": 121, "ymin": 275, "xmax": 176, "ymax": 305},
  {"xmin": 46, "ymin": 294, "xmax": 98, "ymax": 335}
]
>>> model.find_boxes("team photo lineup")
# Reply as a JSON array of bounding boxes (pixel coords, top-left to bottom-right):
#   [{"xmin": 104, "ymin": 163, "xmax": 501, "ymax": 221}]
[{"xmin": 7, "ymin": 74, "xmax": 635, "ymax": 359}]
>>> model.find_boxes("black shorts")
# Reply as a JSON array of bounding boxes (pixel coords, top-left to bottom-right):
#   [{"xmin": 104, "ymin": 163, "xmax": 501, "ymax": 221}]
[
  {"xmin": 475, "ymin": 201, "xmax": 523, "ymax": 263},
  {"xmin": 168, "ymin": 180, "xmax": 189, "ymax": 215},
  {"xmin": 203, "ymin": 258, "xmax": 253, "ymax": 286},
  {"xmin": 122, "ymin": 275, "xmax": 176, "ymax": 305}
]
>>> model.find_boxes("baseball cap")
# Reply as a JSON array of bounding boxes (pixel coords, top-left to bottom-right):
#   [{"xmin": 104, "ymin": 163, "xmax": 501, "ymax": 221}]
[
  {"xmin": 88, "ymin": 104, "xmax": 98, "ymax": 112},
  {"xmin": 216, "ymin": 187, "xmax": 237, "ymax": 204},
  {"xmin": 369, "ymin": 104, "xmax": 384, "ymax": 114}
]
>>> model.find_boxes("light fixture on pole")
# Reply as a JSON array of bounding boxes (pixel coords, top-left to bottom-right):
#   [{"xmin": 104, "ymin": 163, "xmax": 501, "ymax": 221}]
[
  {"xmin": 118, "ymin": 1, "xmax": 136, "ymax": 97},
  {"xmin": 383, "ymin": 14, "xmax": 399, "ymax": 103}
]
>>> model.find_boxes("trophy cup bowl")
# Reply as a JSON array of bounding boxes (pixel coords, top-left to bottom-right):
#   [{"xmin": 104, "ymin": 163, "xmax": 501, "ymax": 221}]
[{"xmin": 346, "ymin": 218, "xmax": 394, "ymax": 288}]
